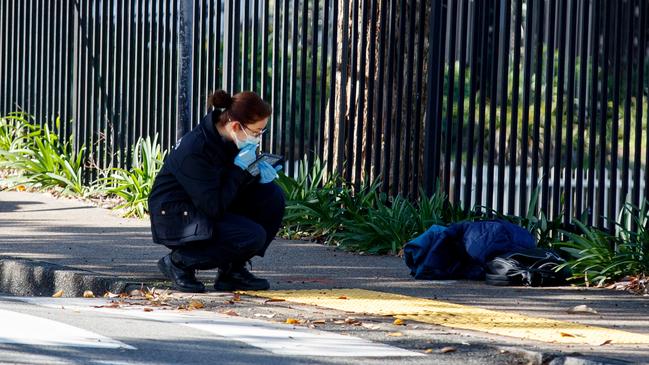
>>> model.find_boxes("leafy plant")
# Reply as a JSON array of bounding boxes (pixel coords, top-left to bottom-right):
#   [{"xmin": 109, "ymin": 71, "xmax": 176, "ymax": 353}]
[
  {"xmin": 333, "ymin": 193, "xmax": 419, "ymax": 254},
  {"xmin": 276, "ymin": 157, "xmax": 345, "ymax": 240},
  {"xmin": 100, "ymin": 135, "xmax": 166, "ymax": 218},
  {"xmin": 1, "ymin": 117, "xmax": 87, "ymax": 196},
  {"xmin": 0, "ymin": 112, "xmax": 40, "ymax": 155},
  {"xmin": 555, "ymin": 201, "xmax": 649, "ymax": 286}
]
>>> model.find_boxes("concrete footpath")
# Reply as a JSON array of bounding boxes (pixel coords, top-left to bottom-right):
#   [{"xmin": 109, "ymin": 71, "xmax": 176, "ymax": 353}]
[{"xmin": 1, "ymin": 190, "xmax": 649, "ymax": 364}]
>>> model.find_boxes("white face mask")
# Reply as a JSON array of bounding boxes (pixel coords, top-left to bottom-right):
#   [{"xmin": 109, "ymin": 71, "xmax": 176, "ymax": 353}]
[{"xmin": 230, "ymin": 122, "xmax": 261, "ymax": 149}]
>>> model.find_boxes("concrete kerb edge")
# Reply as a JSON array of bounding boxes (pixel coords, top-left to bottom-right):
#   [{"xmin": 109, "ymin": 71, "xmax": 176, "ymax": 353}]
[{"xmin": 0, "ymin": 256, "xmax": 154, "ymax": 297}]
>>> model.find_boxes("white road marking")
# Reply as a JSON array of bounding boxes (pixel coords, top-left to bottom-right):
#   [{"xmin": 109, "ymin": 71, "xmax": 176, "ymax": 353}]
[
  {"xmin": 12, "ymin": 297, "xmax": 423, "ymax": 357},
  {"xmin": 0, "ymin": 308, "xmax": 135, "ymax": 350}
]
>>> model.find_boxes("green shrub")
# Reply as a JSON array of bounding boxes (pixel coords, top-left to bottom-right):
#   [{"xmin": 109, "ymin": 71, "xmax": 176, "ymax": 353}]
[
  {"xmin": 99, "ymin": 135, "xmax": 165, "ymax": 218},
  {"xmin": 1, "ymin": 117, "xmax": 87, "ymax": 196},
  {"xmin": 276, "ymin": 157, "xmax": 345, "ymax": 240},
  {"xmin": 555, "ymin": 202, "xmax": 649, "ymax": 286}
]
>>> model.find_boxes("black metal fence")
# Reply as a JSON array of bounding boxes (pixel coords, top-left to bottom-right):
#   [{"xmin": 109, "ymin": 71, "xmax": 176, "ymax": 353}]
[{"xmin": 1, "ymin": 0, "xmax": 648, "ymax": 229}]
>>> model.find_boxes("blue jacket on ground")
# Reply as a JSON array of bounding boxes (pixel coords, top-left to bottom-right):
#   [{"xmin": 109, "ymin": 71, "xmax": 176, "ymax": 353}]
[{"xmin": 403, "ymin": 220, "xmax": 536, "ymax": 280}]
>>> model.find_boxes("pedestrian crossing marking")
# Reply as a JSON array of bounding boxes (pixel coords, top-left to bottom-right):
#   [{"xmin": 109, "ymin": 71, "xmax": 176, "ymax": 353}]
[{"xmin": 241, "ymin": 288, "xmax": 649, "ymax": 346}]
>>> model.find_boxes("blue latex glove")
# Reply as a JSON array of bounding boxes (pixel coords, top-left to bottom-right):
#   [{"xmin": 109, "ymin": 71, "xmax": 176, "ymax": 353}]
[
  {"xmin": 234, "ymin": 144, "xmax": 257, "ymax": 170},
  {"xmin": 258, "ymin": 161, "xmax": 282, "ymax": 184}
]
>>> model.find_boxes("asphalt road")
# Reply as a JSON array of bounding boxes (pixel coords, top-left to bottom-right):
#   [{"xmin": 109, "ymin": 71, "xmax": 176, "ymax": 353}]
[{"xmin": 0, "ymin": 293, "xmax": 528, "ymax": 365}]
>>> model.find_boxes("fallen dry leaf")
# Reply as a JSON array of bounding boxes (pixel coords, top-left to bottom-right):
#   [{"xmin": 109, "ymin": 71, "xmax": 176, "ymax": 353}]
[
  {"xmin": 83, "ymin": 290, "xmax": 95, "ymax": 298},
  {"xmin": 224, "ymin": 310, "xmax": 239, "ymax": 316},
  {"xmin": 94, "ymin": 302, "xmax": 120, "ymax": 309},
  {"xmin": 188, "ymin": 300, "xmax": 204, "ymax": 310},
  {"xmin": 16, "ymin": 185, "xmax": 26, "ymax": 191},
  {"xmin": 52, "ymin": 290, "xmax": 64, "ymax": 298},
  {"xmin": 345, "ymin": 317, "xmax": 362, "ymax": 326},
  {"xmin": 333, "ymin": 320, "xmax": 346, "ymax": 324},
  {"xmin": 599, "ymin": 339, "xmax": 612, "ymax": 346},
  {"xmin": 264, "ymin": 298, "xmax": 286, "ymax": 303},
  {"xmin": 387, "ymin": 332, "xmax": 403, "ymax": 337},
  {"xmin": 232, "ymin": 293, "xmax": 241, "ymax": 302},
  {"xmin": 567, "ymin": 304, "xmax": 598, "ymax": 315},
  {"xmin": 103, "ymin": 291, "xmax": 121, "ymax": 298},
  {"xmin": 393, "ymin": 318, "xmax": 405, "ymax": 326},
  {"xmin": 143, "ymin": 308, "xmax": 153, "ymax": 312},
  {"xmin": 312, "ymin": 319, "xmax": 326, "ymax": 325},
  {"xmin": 440, "ymin": 347, "xmax": 457, "ymax": 353},
  {"xmin": 425, "ymin": 349, "xmax": 433, "ymax": 354},
  {"xmin": 286, "ymin": 318, "xmax": 301, "ymax": 325},
  {"xmin": 338, "ymin": 296, "xmax": 348, "ymax": 300},
  {"xmin": 560, "ymin": 332, "xmax": 576, "ymax": 337}
]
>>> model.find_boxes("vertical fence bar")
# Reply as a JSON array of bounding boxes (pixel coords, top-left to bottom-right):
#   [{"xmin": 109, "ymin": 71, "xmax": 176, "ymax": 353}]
[
  {"xmin": 640, "ymin": 0, "xmax": 649, "ymax": 205},
  {"xmin": 424, "ymin": 0, "xmax": 443, "ymax": 196},
  {"xmin": 280, "ymin": 0, "xmax": 289, "ymax": 161},
  {"xmin": 553, "ymin": 0, "xmax": 567, "ymax": 221},
  {"xmin": 391, "ymin": 0, "xmax": 405, "ymax": 193},
  {"xmin": 597, "ymin": 0, "xmax": 611, "ymax": 227},
  {"xmin": 475, "ymin": 1, "xmax": 489, "ymax": 206},
  {"xmin": 372, "ymin": 0, "xmax": 385, "ymax": 181},
  {"xmin": 177, "ymin": 0, "xmax": 194, "ymax": 139},
  {"xmin": 541, "ymin": 0, "xmax": 556, "ymax": 216},
  {"xmin": 641, "ymin": 0, "xmax": 648, "ymax": 204},
  {"xmin": 382, "ymin": 0, "xmax": 396, "ymax": 193},
  {"xmin": 609, "ymin": 0, "xmax": 623, "ymax": 229},
  {"xmin": 355, "ymin": 0, "xmax": 368, "ymax": 183},
  {"xmin": 487, "ymin": 0, "xmax": 501, "ymax": 210},
  {"xmin": 24, "ymin": 0, "xmax": 32, "ymax": 116},
  {"xmin": 432, "ymin": 0, "xmax": 447, "ymax": 196},
  {"xmin": 327, "ymin": 0, "xmax": 338, "ymax": 177},
  {"xmin": 289, "ymin": 0, "xmax": 300, "ymax": 177},
  {"xmin": 299, "ymin": 0, "xmax": 308, "ymax": 166},
  {"xmin": 575, "ymin": 0, "xmax": 590, "ymax": 219},
  {"xmin": 497, "ymin": 0, "xmax": 511, "ymax": 213},
  {"xmin": 252, "ymin": 0, "xmax": 260, "ymax": 91},
  {"xmin": 348, "ymin": 0, "xmax": 359, "ymax": 186},
  {"xmin": 519, "ymin": 0, "xmax": 534, "ymax": 215},
  {"xmin": 531, "ymin": 0, "xmax": 544, "ymax": 208},
  {"xmin": 622, "ymin": 0, "xmax": 635, "ymax": 208},
  {"xmin": 564, "ymin": 0, "xmax": 578, "ymax": 223},
  {"xmin": 443, "ymin": 0, "xmax": 458, "ymax": 199},
  {"xmin": 261, "ymin": 0, "xmax": 269, "ymax": 99},
  {"xmin": 234, "ymin": 0, "xmax": 241, "ymax": 92},
  {"xmin": 243, "ymin": 0, "xmax": 250, "ymax": 90},
  {"xmin": 250, "ymin": 0, "xmax": 267, "ymax": 92},
  {"xmin": 309, "ymin": 0, "xmax": 320, "ymax": 166},
  {"xmin": 363, "ymin": 0, "xmax": 377, "ymax": 179},
  {"xmin": 270, "ymin": 0, "xmax": 281, "ymax": 154},
  {"xmin": 454, "ymin": 0, "xmax": 468, "ymax": 205},
  {"xmin": 401, "ymin": 0, "xmax": 416, "ymax": 196},
  {"xmin": 508, "ymin": 0, "xmax": 522, "ymax": 215},
  {"xmin": 465, "ymin": 0, "xmax": 479, "ymax": 208},
  {"xmin": 318, "ymin": 0, "xmax": 330, "ymax": 161},
  {"xmin": 587, "ymin": 0, "xmax": 600, "ymax": 225},
  {"xmin": 337, "ymin": 0, "xmax": 350, "ymax": 180},
  {"xmin": 412, "ymin": 0, "xmax": 426, "ymax": 194}
]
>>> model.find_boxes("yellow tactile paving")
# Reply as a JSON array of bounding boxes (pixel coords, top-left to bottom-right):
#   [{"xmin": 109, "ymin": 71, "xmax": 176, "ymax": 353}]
[{"xmin": 241, "ymin": 288, "xmax": 649, "ymax": 345}]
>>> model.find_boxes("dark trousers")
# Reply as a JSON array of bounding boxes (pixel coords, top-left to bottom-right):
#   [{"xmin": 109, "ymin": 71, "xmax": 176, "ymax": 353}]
[{"xmin": 169, "ymin": 182, "xmax": 285, "ymax": 271}]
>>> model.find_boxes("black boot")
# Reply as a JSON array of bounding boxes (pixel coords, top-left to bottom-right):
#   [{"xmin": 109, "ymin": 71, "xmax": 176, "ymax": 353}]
[
  {"xmin": 214, "ymin": 263, "xmax": 270, "ymax": 291},
  {"xmin": 157, "ymin": 254, "xmax": 206, "ymax": 293}
]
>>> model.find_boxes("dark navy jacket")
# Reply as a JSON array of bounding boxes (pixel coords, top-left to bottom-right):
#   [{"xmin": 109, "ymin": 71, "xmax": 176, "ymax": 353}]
[
  {"xmin": 148, "ymin": 111, "xmax": 254, "ymax": 246},
  {"xmin": 403, "ymin": 220, "xmax": 536, "ymax": 280}
]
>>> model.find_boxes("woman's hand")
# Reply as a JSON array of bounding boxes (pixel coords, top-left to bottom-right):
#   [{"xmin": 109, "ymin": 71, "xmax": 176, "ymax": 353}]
[
  {"xmin": 233, "ymin": 144, "xmax": 257, "ymax": 170},
  {"xmin": 258, "ymin": 161, "xmax": 282, "ymax": 184}
]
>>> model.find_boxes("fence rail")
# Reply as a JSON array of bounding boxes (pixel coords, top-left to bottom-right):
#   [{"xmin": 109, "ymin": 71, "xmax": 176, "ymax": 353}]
[{"xmin": 1, "ymin": 0, "xmax": 648, "ymax": 230}]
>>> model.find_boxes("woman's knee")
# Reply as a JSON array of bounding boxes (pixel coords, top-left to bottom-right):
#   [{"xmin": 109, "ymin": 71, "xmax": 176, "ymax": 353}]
[{"xmin": 241, "ymin": 222, "xmax": 267, "ymax": 252}]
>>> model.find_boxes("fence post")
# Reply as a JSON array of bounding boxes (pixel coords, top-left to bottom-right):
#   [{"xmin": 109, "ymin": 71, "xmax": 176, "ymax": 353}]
[
  {"xmin": 177, "ymin": 0, "xmax": 194, "ymax": 140},
  {"xmin": 71, "ymin": 1, "xmax": 80, "ymax": 152}
]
